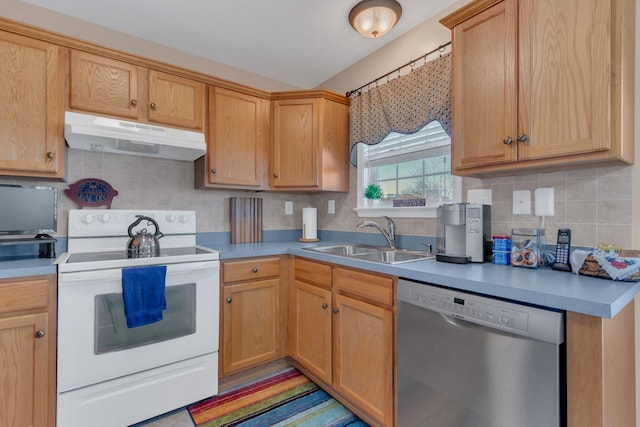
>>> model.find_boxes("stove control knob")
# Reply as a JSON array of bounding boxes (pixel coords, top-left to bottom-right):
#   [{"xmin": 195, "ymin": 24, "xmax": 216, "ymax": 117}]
[
  {"xmin": 98, "ymin": 213, "xmax": 111, "ymax": 223},
  {"xmin": 178, "ymin": 215, "xmax": 189, "ymax": 224},
  {"xmin": 166, "ymin": 214, "xmax": 177, "ymax": 223},
  {"xmin": 82, "ymin": 214, "xmax": 95, "ymax": 225}
]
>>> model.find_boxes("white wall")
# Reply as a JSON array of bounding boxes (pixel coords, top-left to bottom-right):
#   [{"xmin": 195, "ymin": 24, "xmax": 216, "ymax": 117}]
[{"xmin": 0, "ymin": 0, "xmax": 299, "ymax": 92}]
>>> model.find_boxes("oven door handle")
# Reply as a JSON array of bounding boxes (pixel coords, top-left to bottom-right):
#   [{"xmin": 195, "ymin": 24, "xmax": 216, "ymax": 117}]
[{"xmin": 58, "ymin": 261, "xmax": 219, "ymax": 283}]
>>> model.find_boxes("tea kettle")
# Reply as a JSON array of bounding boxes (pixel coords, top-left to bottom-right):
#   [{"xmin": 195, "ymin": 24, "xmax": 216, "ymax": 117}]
[{"xmin": 127, "ymin": 216, "xmax": 164, "ymax": 257}]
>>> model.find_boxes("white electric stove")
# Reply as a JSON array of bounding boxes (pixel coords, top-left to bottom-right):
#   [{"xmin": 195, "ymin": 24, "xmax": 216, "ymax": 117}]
[{"xmin": 56, "ymin": 209, "xmax": 220, "ymax": 427}]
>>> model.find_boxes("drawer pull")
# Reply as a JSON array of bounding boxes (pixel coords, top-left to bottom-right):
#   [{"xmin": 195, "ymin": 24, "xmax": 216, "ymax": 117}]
[
  {"xmin": 226, "ymin": 297, "xmax": 232, "ymax": 303},
  {"xmin": 35, "ymin": 330, "xmax": 46, "ymax": 338},
  {"xmin": 503, "ymin": 136, "xmax": 513, "ymax": 145},
  {"xmin": 332, "ymin": 308, "xmax": 339, "ymax": 314},
  {"xmin": 130, "ymin": 99, "xmax": 138, "ymax": 106},
  {"xmin": 150, "ymin": 102, "xmax": 157, "ymax": 110},
  {"xmin": 252, "ymin": 267, "xmax": 258, "ymax": 273},
  {"xmin": 322, "ymin": 303, "xmax": 329, "ymax": 309},
  {"xmin": 518, "ymin": 134, "xmax": 528, "ymax": 143}
]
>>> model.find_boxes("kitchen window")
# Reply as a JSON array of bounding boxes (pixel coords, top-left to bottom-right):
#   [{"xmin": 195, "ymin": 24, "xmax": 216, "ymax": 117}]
[{"xmin": 355, "ymin": 120, "xmax": 461, "ymax": 218}]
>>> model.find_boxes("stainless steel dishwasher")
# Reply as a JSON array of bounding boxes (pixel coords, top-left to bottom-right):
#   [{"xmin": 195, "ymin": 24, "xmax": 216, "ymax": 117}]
[{"xmin": 397, "ymin": 279, "xmax": 565, "ymax": 427}]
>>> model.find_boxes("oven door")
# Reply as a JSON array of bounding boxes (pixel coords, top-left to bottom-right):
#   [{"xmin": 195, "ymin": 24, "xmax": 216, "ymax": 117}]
[{"xmin": 57, "ymin": 260, "xmax": 219, "ymax": 393}]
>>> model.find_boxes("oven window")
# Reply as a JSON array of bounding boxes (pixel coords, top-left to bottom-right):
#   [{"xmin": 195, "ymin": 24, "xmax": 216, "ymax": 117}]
[{"xmin": 94, "ymin": 283, "xmax": 196, "ymax": 354}]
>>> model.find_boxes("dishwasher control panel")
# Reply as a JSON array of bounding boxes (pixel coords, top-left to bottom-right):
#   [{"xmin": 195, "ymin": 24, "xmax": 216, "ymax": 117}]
[
  {"xmin": 408, "ymin": 285, "xmax": 529, "ymax": 333},
  {"xmin": 398, "ymin": 279, "xmax": 565, "ymax": 344}
]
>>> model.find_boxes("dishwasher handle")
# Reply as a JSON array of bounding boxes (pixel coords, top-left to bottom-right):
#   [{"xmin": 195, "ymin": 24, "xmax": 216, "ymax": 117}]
[{"xmin": 439, "ymin": 313, "xmax": 539, "ymax": 341}]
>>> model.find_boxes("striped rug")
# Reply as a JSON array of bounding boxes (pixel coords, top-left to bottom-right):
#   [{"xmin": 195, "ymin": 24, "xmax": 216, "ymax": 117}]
[{"xmin": 188, "ymin": 367, "xmax": 368, "ymax": 427}]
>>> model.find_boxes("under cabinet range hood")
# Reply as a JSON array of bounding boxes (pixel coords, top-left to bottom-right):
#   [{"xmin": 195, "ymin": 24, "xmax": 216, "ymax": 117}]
[{"xmin": 64, "ymin": 111, "xmax": 206, "ymax": 161}]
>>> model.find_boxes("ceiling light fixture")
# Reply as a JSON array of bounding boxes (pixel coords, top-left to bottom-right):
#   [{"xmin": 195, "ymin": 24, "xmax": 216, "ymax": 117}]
[{"xmin": 349, "ymin": 0, "xmax": 403, "ymax": 39}]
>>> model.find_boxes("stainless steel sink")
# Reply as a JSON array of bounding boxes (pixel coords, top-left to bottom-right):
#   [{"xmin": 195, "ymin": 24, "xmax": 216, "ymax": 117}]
[
  {"xmin": 302, "ymin": 244, "xmax": 434, "ymax": 264},
  {"xmin": 302, "ymin": 244, "xmax": 381, "ymax": 256},
  {"xmin": 352, "ymin": 250, "xmax": 435, "ymax": 264}
]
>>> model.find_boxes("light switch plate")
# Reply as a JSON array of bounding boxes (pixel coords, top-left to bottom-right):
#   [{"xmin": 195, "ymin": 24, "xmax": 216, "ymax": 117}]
[
  {"xmin": 328, "ymin": 200, "xmax": 335, "ymax": 214},
  {"xmin": 285, "ymin": 201, "xmax": 293, "ymax": 215},
  {"xmin": 467, "ymin": 189, "xmax": 492, "ymax": 205},
  {"xmin": 513, "ymin": 190, "xmax": 531, "ymax": 215},
  {"xmin": 534, "ymin": 187, "xmax": 555, "ymax": 216}
]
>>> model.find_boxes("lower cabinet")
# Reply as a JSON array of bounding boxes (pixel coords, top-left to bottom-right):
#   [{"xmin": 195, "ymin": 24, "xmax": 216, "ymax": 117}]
[
  {"xmin": 291, "ymin": 257, "xmax": 395, "ymax": 427},
  {"xmin": 0, "ymin": 275, "xmax": 56, "ymax": 427},
  {"xmin": 220, "ymin": 257, "xmax": 283, "ymax": 376}
]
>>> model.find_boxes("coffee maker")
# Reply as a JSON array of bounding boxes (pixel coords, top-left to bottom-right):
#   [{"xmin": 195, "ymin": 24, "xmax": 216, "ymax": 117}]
[{"xmin": 436, "ymin": 203, "xmax": 492, "ymax": 263}]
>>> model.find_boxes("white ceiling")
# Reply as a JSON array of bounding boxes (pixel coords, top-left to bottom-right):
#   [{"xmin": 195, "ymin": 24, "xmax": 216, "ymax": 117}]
[{"xmin": 21, "ymin": 0, "xmax": 459, "ymax": 89}]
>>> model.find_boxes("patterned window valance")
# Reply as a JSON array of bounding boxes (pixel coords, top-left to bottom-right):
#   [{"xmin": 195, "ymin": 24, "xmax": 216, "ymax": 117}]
[{"xmin": 349, "ymin": 52, "xmax": 452, "ymax": 165}]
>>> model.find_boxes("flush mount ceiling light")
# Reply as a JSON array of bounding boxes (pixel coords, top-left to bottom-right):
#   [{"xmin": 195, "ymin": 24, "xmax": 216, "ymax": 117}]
[{"xmin": 349, "ymin": 0, "xmax": 403, "ymax": 39}]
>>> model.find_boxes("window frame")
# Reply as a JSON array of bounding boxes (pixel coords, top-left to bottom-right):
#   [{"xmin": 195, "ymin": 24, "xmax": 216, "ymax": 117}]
[{"xmin": 354, "ymin": 122, "xmax": 462, "ymax": 218}]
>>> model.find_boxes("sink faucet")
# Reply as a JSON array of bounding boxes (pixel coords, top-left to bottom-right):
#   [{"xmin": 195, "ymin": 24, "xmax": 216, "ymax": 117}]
[{"xmin": 357, "ymin": 216, "xmax": 396, "ymax": 249}]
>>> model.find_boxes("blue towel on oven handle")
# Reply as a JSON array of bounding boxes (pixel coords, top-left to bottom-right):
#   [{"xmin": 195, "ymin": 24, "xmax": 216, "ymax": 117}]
[{"xmin": 121, "ymin": 265, "xmax": 167, "ymax": 328}]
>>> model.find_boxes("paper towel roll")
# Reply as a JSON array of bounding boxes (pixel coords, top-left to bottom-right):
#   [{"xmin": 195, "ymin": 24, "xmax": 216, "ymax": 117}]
[{"xmin": 302, "ymin": 207, "xmax": 317, "ymax": 240}]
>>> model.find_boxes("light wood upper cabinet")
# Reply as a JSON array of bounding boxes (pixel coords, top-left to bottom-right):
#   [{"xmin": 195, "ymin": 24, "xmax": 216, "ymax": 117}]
[
  {"xmin": 220, "ymin": 257, "xmax": 282, "ymax": 377},
  {"xmin": 195, "ymin": 86, "xmax": 270, "ymax": 190},
  {"xmin": 69, "ymin": 50, "xmax": 140, "ymax": 119},
  {"xmin": 69, "ymin": 50, "xmax": 205, "ymax": 131},
  {"xmin": 147, "ymin": 70, "xmax": 204, "ymax": 130},
  {"xmin": 0, "ymin": 275, "xmax": 57, "ymax": 427},
  {"xmin": 441, "ymin": 0, "xmax": 635, "ymax": 176},
  {"xmin": 0, "ymin": 31, "xmax": 64, "ymax": 178},
  {"xmin": 271, "ymin": 91, "xmax": 349, "ymax": 192}
]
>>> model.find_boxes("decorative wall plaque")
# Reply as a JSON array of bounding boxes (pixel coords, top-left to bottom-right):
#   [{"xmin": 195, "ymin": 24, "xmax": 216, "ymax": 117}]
[{"xmin": 65, "ymin": 178, "xmax": 118, "ymax": 208}]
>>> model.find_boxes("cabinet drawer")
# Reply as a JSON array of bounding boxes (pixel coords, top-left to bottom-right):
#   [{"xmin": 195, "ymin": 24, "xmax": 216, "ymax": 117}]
[
  {"xmin": 223, "ymin": 257, "xmax": 280, "ymax": 283},
  {"xmin": 295, "ymin": 258, "xmax": 332, "ymax": 289},
  {"xmin": 0, "ymin": 278, "xmax": 49, "ymax": 314},
  {"xmin": 334, "ymin": 267, "xmax": 394, "ymax": 308}
]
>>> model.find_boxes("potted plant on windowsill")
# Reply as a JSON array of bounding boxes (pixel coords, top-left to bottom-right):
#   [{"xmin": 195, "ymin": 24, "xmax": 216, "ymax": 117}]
[{"xmin": 364, "ymin": 183, "xmax": 383, "ymax": 207}]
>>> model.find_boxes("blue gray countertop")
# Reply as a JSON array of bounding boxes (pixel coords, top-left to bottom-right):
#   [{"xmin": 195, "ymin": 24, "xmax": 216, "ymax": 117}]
[
  {"xmin": 213, "ymin": 240, "xmax": 640, "ymax": 319},
  {"xmin": 2, "ymin": 239, "xmax": 639, "ymax": 319}
]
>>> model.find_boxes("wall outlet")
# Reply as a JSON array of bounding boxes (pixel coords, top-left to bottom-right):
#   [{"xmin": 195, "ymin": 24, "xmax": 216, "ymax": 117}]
[
  {"xmin": 512, "ymin": 190, "xmax": 531, "ymax": 215},
  {"xmin": 534, "ymin": 187, "xmax": 555, "ymax": 217},
  {"xmin": 328, "ymin": 199, "xmax": 335, "ymax": 215},
  {"xmin": 285, "ymin": 201, "xmax": 293, "ymax": 215}
]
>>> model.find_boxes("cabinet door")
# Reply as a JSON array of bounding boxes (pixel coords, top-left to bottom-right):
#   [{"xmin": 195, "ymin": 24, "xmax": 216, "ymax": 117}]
[
  {"xmin": 0, "ymin": 32, "xmax": 63, "ymax": 178},
  {"xmin": 0, "ymin": 313, "xmax": 49, "ymax": 427},
  {"xmin": 207, "ymin": 87, "xmax": 269, "ymax": 188},
  {"xmin": 221, "ymin": 279, "xmax": 280, "ymax": 375},
  {"xmin": 333, "ymin": 294, "xmax": 393, "ymax": 427},
  {"xmin": 517, "ymin": 0, "xmax": 611, "ymax": 160},
  {"xmin": 147, "ymin": 70, "xmax": 205, "ymax": 130},
  {"xmin": 272, "ymin": 99, "xmax": 320, "ymax": 188},
  {"xmin": 69, "ymin": 50, "xmax": 140, "ymax": 119},
  {"xmin": 290, "ymin": 280, "xmax": 332, "ymax": 384},
  {"xmin": 449, "ymin": 0, "xmax": 518, "ymax": 172}
]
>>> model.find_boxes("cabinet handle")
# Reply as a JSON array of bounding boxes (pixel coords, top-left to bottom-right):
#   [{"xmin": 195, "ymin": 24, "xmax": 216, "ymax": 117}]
[
  {"xmin": 211, "ymin": 168, "xmax": 217, "ymax": 174},
  {"xmin": 35, "ymin": 330, "xmax": 46, "ymax": 338},
  {"xmin": 322, "ymin": 303, "xmax": 329, "ymax": 309},
  {"xmin": 46, "ymin": 151, "xmax": 55, "ymax": 159},
  {"xmin": 273, "ymin": 173, "xmax": 279, "ymax": 178},
  {"xmin": 226, "ymin": 297, "xmax": 232, "ymax": 303},
  {"xmin": 130, "ymin": 99, "xmax": 138, "ymax": 106},
  {"xmin": 252, "ymin": 267, "xmax": 258, "ymax": 273},
  {"xmin": 503, "ymin": 136, "xmax": 513, "ymax": 145},
  {"xmin": 150, "ymin": 102, "xmax": 157, "ymax": 110},
  {"xmin": 332, "ymin": 308, "xmax": 339, "ymax": 314},
  {"xmin": 518, "ymin": 134, "xmax": 528, "ymax": 143}
]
